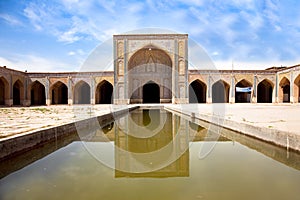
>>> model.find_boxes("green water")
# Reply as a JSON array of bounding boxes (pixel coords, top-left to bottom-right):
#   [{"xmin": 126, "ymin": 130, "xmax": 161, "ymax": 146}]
[{"xmin": 0, "ymin": 109, "xmax": 300, "ymax": 200}]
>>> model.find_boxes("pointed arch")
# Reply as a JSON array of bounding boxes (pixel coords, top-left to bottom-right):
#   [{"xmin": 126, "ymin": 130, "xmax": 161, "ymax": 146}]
[
  {"xmin": 212, "ymin": 80, "xmax": 230, "ymax": 103},
  {"xmin": 0, "ymin": 76, "xmax": 9, "ymax": 105},
  {"xmin": 143, "ymin": 81, "xmax": 160, "ymax": 103},
  {"xmin": 30, "ymin": 81, "xmax": 46, "ymax": 105},
  {"xmin": 74, "ymin": 81, "xmax": 90, "ymax": 104},
  {"xmin": 294, "ymin": 74, "xmax": 300, "ymax": 103},
  {"xmin": 189, "ymin": 79, "xmax": 207, "ymax": 103},
  {"xmin": 13, "ymin": 79, "xmax": 24, "ymax": 105},
  {"xmin": 279, "ymin": 77, "xmax": 290, "ymax": 103},
  {"xmin": 50, "ymin": 81, "xmax": 68, "ymax": 105},
  {"xmin": 235, "ymin": 79, "xmax": 252, "ymax": 103},
  {"xmin": 96, "ymin": 80, "xmax": 113, "ymax": 104},
  {"xmin": 257, "ymin": 79, "xmax": 273, "ymax": 103}
]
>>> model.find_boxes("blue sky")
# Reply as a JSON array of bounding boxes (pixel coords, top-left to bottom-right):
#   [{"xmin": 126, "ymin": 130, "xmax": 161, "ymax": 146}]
[{"xmin": 0, "ymin": 0, "xmax": 300, "ymax": 72}]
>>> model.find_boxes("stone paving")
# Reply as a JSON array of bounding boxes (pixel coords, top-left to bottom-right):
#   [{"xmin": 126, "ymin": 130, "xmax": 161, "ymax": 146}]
[
  {"xmin": 0, "ymin": 105, "xmax": 129, "ymax": 139},
  {"xmin": 1, "ymin": 103, "xmax": 299, "ymax": 140},
  {"xmin": 165, "ymin": 103, "xmax": 300, "ymax": 135}
]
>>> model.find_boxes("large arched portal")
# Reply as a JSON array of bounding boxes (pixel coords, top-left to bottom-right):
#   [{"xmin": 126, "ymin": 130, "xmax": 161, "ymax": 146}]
[
  {"xmin": 31, "ymin": 81, "xmax": 46, "ymax": 105},
  {"xmin": 128, "ymin": 46, "xmax": 172, "ymax": 104},
  {"xmin": 143, "ymin": 81, "xmax": 160, "ymax": 103},
  {"xmin": 96, "ymin": 80, "xmax": 113, "ymax": 104},
  {"xmin": 235, "ymin": 79, "xmax": 252, "ymax": 103},
  {"xmin": 74, "ymin": 81, "xmax": 90, "ymax": 104},
  {"xmin": 13, "ymin": 80, "xmax": 24, "ymax": 105},
  {"xmin": 189, "ymin": 79, "xmax": 206, "ymax": 103},
  {"xmin": 0, "ymin": 77, "xmax": 9, "ymax": 105},
  {"xmin": 279, "ymin": 77, "xmax": 290, "ymax": 103},
  {"xmin": 257, "ymin": 79, "xmax": 273, "ymax": 103},
  {"xmin": 51, "ymin": 81, "xmax": 68, "ymax": 105},
  {"xmin": 212, "ymin": 80, "xmax": 229, "ymax": 103}
]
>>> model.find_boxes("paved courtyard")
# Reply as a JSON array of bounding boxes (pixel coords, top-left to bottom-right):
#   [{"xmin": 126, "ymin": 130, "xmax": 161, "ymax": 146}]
[{"xmin": 0, "ymin": 104, "xmax": 300, "ymax": 140}]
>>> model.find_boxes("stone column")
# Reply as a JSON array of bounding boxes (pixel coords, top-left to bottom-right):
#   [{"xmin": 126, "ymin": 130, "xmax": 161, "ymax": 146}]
[
  {"xmin": 229, "ymin": 75, "xmax": 235, "ymax": 103},
  {"xmin": 45, "ymin": 77, "xmax": 51, "ymax": 106},
  {"xmin": 207, "ymin": 75, "xmax": 212, "ymax": 103},
  {"xmin": 274, "ymin": 73, "xmax": 279, "ymax": 103},
  {"xmin": 90, "ymin": 77, "xmax": 95, "ymax": 104},
  {"xmin": 7, "ymin": 74, "xmax": 13, "ymax": 106},
  {"xmin": 68, "ymin": 76, "xmax": 73, "ymax": 105},
  {"xmin": 290, "ymin": 71, "xmax": 294, "ymax": 103},
  {"xmin": 23, "ymin": 77, "xmax": 30, "ymax": 106},
  {"xmin": 252, "ymin": 75, "xmax": 257, "ymax": 103}
]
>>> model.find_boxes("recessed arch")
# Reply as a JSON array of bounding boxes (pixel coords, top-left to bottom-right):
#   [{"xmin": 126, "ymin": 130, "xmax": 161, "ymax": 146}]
[
  {"xmin": 128, "ymin": 45, "xmax": 172, "ymax": 104},
  {"xmin": 294, "ymin": 74, "xmax": 300, "ymax": 103},
  {"xmin": 50, "ymin": 81, "xmax": 68, "ymax": 105},
  {"xmin": 212, "ymin": 80, "xmax": 230, "ymax": 103},
  {"xmin": 96, "ymin": 80, "xmax": 113, "ymax": 104},
  {"xmin": 13, "ymin": 79, "xmax": 24, "ymax": 105},
  {"xmin": 257, "ymin": 79, "xmax": 273, "ymax": 103},
  {"xmin": 235, "ymin": 79, "xmax": 252, "ymax": 103},
  {"xmin": 31, "ymin": 81, "xmax": 46, "ymax": 105},
  {"xmin": 143, "ymin": 81, "xmax": 160, "ymax": 103},
  {"xmin": 74, "ymin": 81, "xmax": 90, "ymax": 104},
  {"xmin": 0, "ymin": 76, "xmax": 9, "ymax": 105},
  {"xmin": 189, "ymin": 79, "xmax": 207, "ymax": 103},
  {"xmin": 279, "ymin": 77, "xmax": 290, "ymax": 103}
]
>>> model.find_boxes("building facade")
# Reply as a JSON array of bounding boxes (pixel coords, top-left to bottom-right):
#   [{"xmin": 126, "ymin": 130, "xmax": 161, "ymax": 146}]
[{"xmin": 0, "ymin": 34, "xmax": 300, "ymax": 106}]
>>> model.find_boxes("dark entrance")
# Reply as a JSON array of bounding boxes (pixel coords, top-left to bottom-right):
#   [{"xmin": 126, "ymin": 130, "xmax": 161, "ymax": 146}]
[
  {"xmin": 51, "ymin": 81, "xmax": 68, "ymax": 104},
  {"xmin": 0, "ymin": 78, "xmax": 6, "ymax": 105},
  {"xmin": 257, "ymin": 79, "xmax": 273, "ymax": 103},
  {"xmin": 235, "ymin": 79, "xmax": 252, "ymax": 103},
  {"xmin": 74, "ymin": 81, "xmax": 90, "ymax": 104},
  {"xmin": 212, "ymin": 80, "xmax": 229, "ymax": 103},
  {"xmin": 143, "ymin": 82, "xmax": 160, "ymax": 103},
  {"xmin": 96, "ymin": 80, "xmax": 113, "ymax": 104},
  {"xmin": 13, "ymin": 80, "xmax": 23, "ymax": 105},
  {"xmin": 31, "ymin": 81, "xmax": 46, "ymax": 105},
  {"xmin": 189, "ymin": 80, "xmax": 206, "ymax": 103}
]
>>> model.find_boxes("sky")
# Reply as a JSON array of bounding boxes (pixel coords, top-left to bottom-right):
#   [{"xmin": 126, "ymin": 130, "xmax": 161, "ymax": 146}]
[{"xmin": 0, "ymin": 0, "xmax": 300, "ymax": 72}]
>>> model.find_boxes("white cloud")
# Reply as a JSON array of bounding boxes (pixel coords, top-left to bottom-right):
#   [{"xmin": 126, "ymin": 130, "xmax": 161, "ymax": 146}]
[
  {"xmin": 0, "ymin": 14, "xmax": 23, "ymax": 26},
  {"xmin": 0, "ymin": 55, "xmax": 76, "ymax": 72}
]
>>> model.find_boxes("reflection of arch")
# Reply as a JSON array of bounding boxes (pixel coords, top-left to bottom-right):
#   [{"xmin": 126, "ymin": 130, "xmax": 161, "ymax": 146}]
[
  {"xmin": 31, "ymin": 81, "xmax": 46, "ymax": 105},
  {"xmin": 257, "ymin": 79, "xmax": 273, "ymax": 103},
  {"xmin": 235, "ymin": 79, "xmax": 252, "ymax": 103},
  {"xmin": 279, "ymin": 77, "xmax": 290, "ymax": 103},
  {"xmin": 143, "ymin": 81, "xmax": 160, "ymax": 103},
  {"xmin": 212, "ymin": 80, "xmax": 229, "ymax": 103},
  {"xmin": 96, "ymin": 80, "xmax": 113, "ymax": 104},
  {"xmin": 13, "ymin": 79, "xmax": 24, "ymax": 105},
  {"xmin": 0, "ymin": 77, "xmax": 9, "ymax": 105},
  {"xmin": 189, "ymin": 79, "xmax": 206, "ymax": 103},
  {"xmin": 294, "ymin": 75, "xmax": 300, "ymax": 103},
  {"xmin": 74, "ymin": 81, "xmax": 90, "ymax": 104},
  {"xmin": 50, "ymin": 81, "xmax": 68, "ymax": 105}
]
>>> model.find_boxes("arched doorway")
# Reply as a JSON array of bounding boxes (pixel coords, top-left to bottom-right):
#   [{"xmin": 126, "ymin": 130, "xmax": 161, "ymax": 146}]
[
  {"xmin": 235, "ymin": 79, "xmax": 252, "ymax": 103},
  {"xmin": 0, "ymin": 77, "xmax": 9, "ymax": 105},
  {"xmin": 31, "ymin": 81, "xmax": 46, "ymax": 105},
  {"xmin": 96, "ymin": 80, "xmax": 113, "ymax": 104},
  {"xmin": 51, "ymin": 81, "xmax": 68, "ymax": 104},
  {"xmin": 212, "ymin": 80, "xmax": 229, "ymax": 103},
  {"xmin": 279, "ymin": 77, "xmax": 290, "ymax": 103},
  {"xmin": 143, "ymin": 81, "xmax": 160, "ymax": 103},
  {"xmin": 128, "ymin": 45, "xmax": 172, "ymax": 104},
  {"xmin": 189, "ymin": 80, "xmax": 207, "ymax": 103},
  {"xmin": 257, "ymin": 79, "xmax": 273, "ymax": 103},
  {"xmin": 74, "ymin": 81, "xmax": 90, "ymax": 104},
  {"xmin": 13, "ymin": 80, "xmax": 24, "ymax": 105},
  {"xmin": 294, "ymin": 75, "xmax": 300, "ymax": 103}
]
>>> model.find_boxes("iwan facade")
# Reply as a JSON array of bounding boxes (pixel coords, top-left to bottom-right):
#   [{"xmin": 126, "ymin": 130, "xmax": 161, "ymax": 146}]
[{"xmin": 0, "ymin": 34, "xmax": 300, "ymax": 106}]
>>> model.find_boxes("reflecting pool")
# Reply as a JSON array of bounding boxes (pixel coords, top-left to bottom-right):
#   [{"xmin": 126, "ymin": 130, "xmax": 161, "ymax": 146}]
[{"xmin": 0, "ymin": 109, "xmax": 300, "ymax": 200}]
